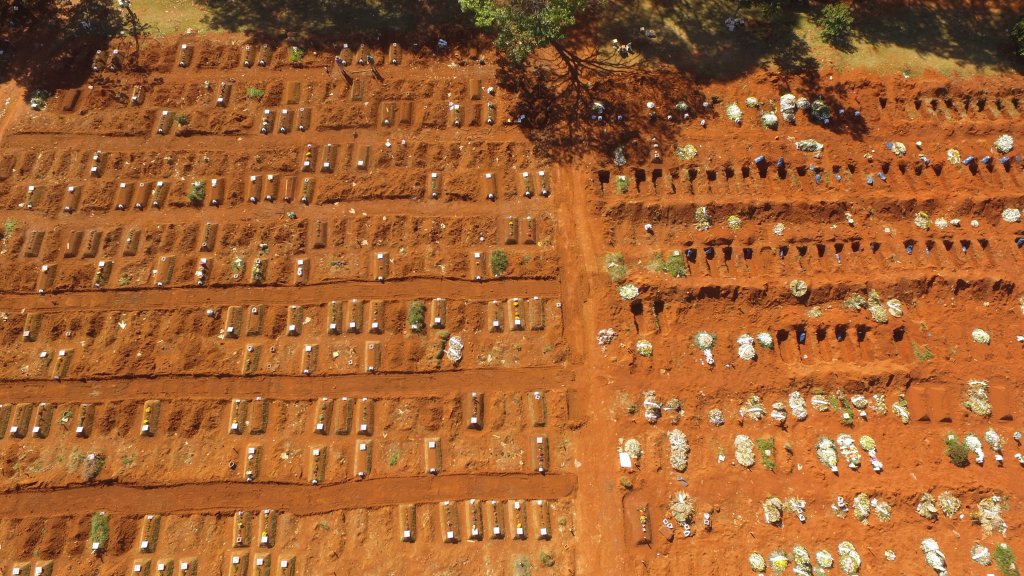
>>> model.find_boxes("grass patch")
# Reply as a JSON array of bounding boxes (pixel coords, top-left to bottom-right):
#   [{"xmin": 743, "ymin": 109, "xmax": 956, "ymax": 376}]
[
  {"xmin": 408, "ymin": 300, "xmax": 426, "ymax": 332},
  {"xmin": 387, "ymin": 447, "xmax": 399, "ymax": 466},
  {"xmin": 83, "ymin": 453, "xmax": 105, "ymax": 481},
  {"xmin": 90, "ymin": 512, "xmax": 109, "ymax": 548},
  {"xmin": 513, "ymin": 555, "xmax": 532, "ymax": 576},
  {"xmin": 605, "ymin": 252, "xmax": 628, "ymax": 283},
  {"xmin": 540, "ymin": 551, "xmax": 555, "ymax": 567},
  {"xmin": 912, "ymin": 342, "xmax": 934, "ymax": 362},
  {"xmin": 187, "ymin": 180, "xmax": 205, "ymax": 204},
  {"xmin": 3, "ymin": 219, "xmax": 16, "ymax": 236},
  {"xmin": 755, "ymin": 437, "xmax": 776, "ymax": 471},
  {"xmin": 131, "ymin": 0, "xmax": 209, "ymax": 34},
  {"xmin": 944, "ymin": 434, "xmax": 970, "ymax": 467},
  {"xmin": 490, "ymin": 250, "xmax": 509, "ymax": 277},
  {"xmin": 246, "ymin": 87, "xmax": 266, "ymax": 100},
  {"xmin": 995, "ymin": 543, "xmax": 1020, "ymax": 576}
]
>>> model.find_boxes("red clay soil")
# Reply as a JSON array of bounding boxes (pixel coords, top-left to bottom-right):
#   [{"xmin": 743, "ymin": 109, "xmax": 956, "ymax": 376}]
[{"xmin": 0, "ymin": 32, "xmax": 1022, "ymax": 576}]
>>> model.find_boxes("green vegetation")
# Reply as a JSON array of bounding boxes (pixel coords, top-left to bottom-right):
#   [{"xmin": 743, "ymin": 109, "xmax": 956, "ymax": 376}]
[
  {"xmin": 176, "ymin": 113, "xmax": 189, "ymax": 126},
  {"xmin": 408, "ymin": 300, "xmax": 426, "ymax": 331},
  {"xmin": 605, "ymin": 253, "xmax": 628, "ymax": 283},
  {"xmin": 246, "ymin": 87, "xmax": 266, "ymax": 100},
  {"xmin": 649, "ymin": 251, "xmax": 689, "ymax": 277},
  {"xmin": 90, "ymin": 512, "xmax": 109, "ymax": 548},
  {"xmin": 188, "ymin": 180, "xmax": 205, "ymax": 204},
  {"xmin": 513, "ymin": 555, "xmax": 532, "ymax": 576},
  {"xmin": 490, "ymin": 250, "xmax": 509, "ymax": 276},
  {"xmin": 818, "ymin": 3, "xmax": 854, "ymax": 47},
  {"xmin": 3, "ymin": 219, "xmax": 17, "ymax": 236},
  {"xmin": 1013, "ymin": 16, "xmax": 1024, "ymax": 57},
  {"xmin": 912, "ymin": 342, "xmax": 934, "ymax": 362},
  {"xmin": 995, "ymin": 543, "xmax": 1020, "ymax": 576},
  {"xmin": 83, "ymin": 453, "xmax": 106, "ymax": 481},
  {"xmin": 29, "ymin": 90, "xmax": 51, "ymax": 111},
  {"xmin": 540, "ymin": 551, "xmax": 555, "ymax": 567},
  {"xmin": 944, "ymin": 434, "xmax": 970, "ymax": 467},
  {"xmin": 289, "ymin": 46, "xmax": 305, "ymax": 63},
  {"xmin": 459, "ymin": 0, "xmax": 587, "ymax": 64},
  {"xmin": 387, "ymin": 448, "xmax": 399, "ymax": 466},
  {"xmin": 615, "ymin": 176, "xmax": 629, "ymax": 193},
  {"xmin": 755, "ymin": 437, "xmax": 777, "ymax": 471}
]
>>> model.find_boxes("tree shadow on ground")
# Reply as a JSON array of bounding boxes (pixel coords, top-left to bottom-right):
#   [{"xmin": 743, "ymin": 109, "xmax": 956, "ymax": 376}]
[
  {"xmin": 852, "ymin": 0, "xmax": 1024, "ymax": 74},
  {"xmin": 198, "ymin": 0, "xmax": 471, "ymax": 47},
  {"xmin": 0, "ymin": 0, "xmax": 125, "ymax": 97}
]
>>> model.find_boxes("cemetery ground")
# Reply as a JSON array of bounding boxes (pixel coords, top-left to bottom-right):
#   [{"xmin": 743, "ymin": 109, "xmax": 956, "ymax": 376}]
[{"xmin": 1, "ymin": 7, "xmax": 1024, "ymax": 576}]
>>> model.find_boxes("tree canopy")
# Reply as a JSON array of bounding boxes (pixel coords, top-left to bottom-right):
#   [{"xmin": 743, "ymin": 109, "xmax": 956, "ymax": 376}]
[{"xmin": 459, "ymin": 0, "xmax": 588, "ymax": 64}]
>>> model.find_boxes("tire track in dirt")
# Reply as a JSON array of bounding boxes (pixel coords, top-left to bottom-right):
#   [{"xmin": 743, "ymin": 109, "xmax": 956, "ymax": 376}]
[
  {"xmin": 0, "ymin": 473, "xmax": 578, "ymax": 518},
  {"xmin": 0, "ymin": 366, "xmax": 574, "ymax": 402},
  {"xmin": 3, "ymin": 277, "xmax": 561, "ymax": 310}
]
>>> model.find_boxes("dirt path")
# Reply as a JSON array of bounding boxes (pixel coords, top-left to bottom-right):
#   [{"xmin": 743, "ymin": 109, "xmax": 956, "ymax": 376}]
[
  {"xmin": 0, "ymin": 473, "xmax": 578, "ymax": 517},
  {"xmin": 0, "ymin": 366, "xmax": 572, "ymax": 401},
  {"xmin": 5, "ymin": 277, "xmax": 560, "ymax": 305}
]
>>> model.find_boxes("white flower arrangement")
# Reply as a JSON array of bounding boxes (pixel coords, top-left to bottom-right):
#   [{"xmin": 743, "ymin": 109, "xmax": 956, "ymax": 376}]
[
  {"xmin": 964, "ymin": 379, "xmax": 991, "ymax": 416},
  {"xmin": 886, "ymin": 299, "xmax": 904, "ymax": 318},
  {"xmin": 965, "ymin": 433, "xmax": 984, "ymax": 461},
  {"xmin": 749, "ymin": 553, "xmax": 767, "ymax": 572},
  {"xmin": 761, "ymin": 111, "xmax": 778, "ymax": 129},
  {"xmin": 735, "ymin": 435, "xmax": 756, "ymax": 467},
  {"xmin": 796, "ymin": 97, "xmax": 810, "ymax": 110},
  {"xmin": 768, "ymin": 550, "xmax": 788, "ymax": 573},
  {"xmin": 624, "ymin": 438, "xmax": 642, "ymax": 459},
  {"xmin": 816, "ymin": 437, "xmax": 838, "ymax": 469},
  {"xmin": 995, "ymin": 134, "xmax": 1014, "ymax": 154},
  {"xmin": 773, "ymin": 223, "xmax": 785, "ymax": 236},
  {"xmin": 745, "ymin": 96, "xmax": 759, "ymax": 107},
  {"xmin": 763, "ymin": 497, "xmax": 783, "ymax": 523},
  {"xmin": 891, "ymin": 141, "xmax": 907, "ymax": 156},
  {"xmin": 934, "ymin": 217, "xmax": 948, "ymax": 229},
  {"xmin": 984, "ymin": 428, "xmax": 1002, "ymax": 452},
  {"xmin": 636, "ymin": 339, "xmax": 654, "ymax": 357},
  {"xmin": 618, "ymin": 283, "xmax": 639, "ymax": 300},
  {"xmin": 917, "ymin": 493, "xmax": 938, "ymax": 520},
  {"xmin": 816, "ymin": 550, "xmax": 833, "ymax": 568},
  {"xmin": 789, "ymin": 391, "xmax": 808, "ymax": 421},
  {"xmin": 971, "ymin": 328, "xmax": 990, "ymax": 344},
  {"xmin": 796, "ymin": 139, "xmax": 823, "ymax": 152},
  {"xmin": 853, "ymin": 493, "xmax": 871, "ymax": 522},
  {"xmin": 726, "ymin": 102, "xmax": 743, "ymax": 122},
  {"xmin": 756, "ymin": 332, "xmax": 773, "ymax": 348},
  {"xmin": 669, "ymin": 490, "xmax": 694, "ymax": 523},
  {"xmin": 780, "ymin": 94, "xmax": 797, "ymax": 123},
  {"xmin": 727, "ymin": 215, "xmax": 743, "ymax": 230},
  {"xmin": 708, "ymin": 408, "xmax": 725, "ymax": 426},
  {"xmin": 921, "ymin": 538, "xmax": 947, "ymax": 574},
  {"xmin": 694, "ymin": 331, "xmax": 716, "ymax": 350},
  {"xmin": 837, "ymin": 433, "xmax": 861, "ymax": 467},
  {"xmin": 937, "ymin": 492, "xmax": 960, "ymax": 517},
  {"xmin": 1002, "ymin": 208, "xmax": 1021, "ymax": 223},
  {"xmin": 770, "ymin": 402, "xmax": 787, "ymax": 423},
  {"xmin": 913, "ymin": 211, "xmax": 931, "ymax": 230},
  {"xmin": 737, "ymin": 333, "xmax": 757, "ymax": 360},
  {"xmin": 811, "ymin": 394, "xmax": 831, "ymax": 412},
  {"xmin": 694, "ymin": 206, "xmax": 712, "ymax": 231},
  {"xmin": 792, "ymin": 546, "xmax": 812, "ymax": 571},
  {"xmin": 892, "ymin": 399, "xmax": 911, "ymax": 424},
  {"xmin": 947, "ymin": 148, "xmax": 961, "ymax": 164},
  {"xmin": 668, "ymin": 429, "xmax": 690, "ymax": 472},
  {"xmin": 970, "ymin": 543, "xmax": 992, "ymax": 566},
  {"xmin": 859, "ymin": 435, "xmax": 876, "ymax": 451},
  {"xmin": 838, "ymin": 552, "xmax": 860, "ymax": 575}
]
